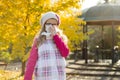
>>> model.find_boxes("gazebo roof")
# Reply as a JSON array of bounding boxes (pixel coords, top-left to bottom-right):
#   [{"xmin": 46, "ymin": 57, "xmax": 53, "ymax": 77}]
[{"xmin": 81, "ymin": 3, "xmax": 120, "ymax": 25}]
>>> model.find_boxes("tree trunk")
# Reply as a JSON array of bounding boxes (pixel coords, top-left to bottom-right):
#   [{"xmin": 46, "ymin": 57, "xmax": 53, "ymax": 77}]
[{"xmin": 21, "ymin": 61, "xmax": 26, "ymax": 76}]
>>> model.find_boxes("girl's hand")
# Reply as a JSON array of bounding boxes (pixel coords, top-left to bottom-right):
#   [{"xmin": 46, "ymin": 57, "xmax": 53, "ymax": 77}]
[{"xmin": 50, "ymin": 26, "xmax": 57, "ymax": 36}]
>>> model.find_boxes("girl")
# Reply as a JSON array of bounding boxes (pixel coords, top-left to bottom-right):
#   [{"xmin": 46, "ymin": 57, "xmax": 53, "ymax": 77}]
[{"xmin": 24, "ymin": 12, "xmax": 69, "ymax": 80}]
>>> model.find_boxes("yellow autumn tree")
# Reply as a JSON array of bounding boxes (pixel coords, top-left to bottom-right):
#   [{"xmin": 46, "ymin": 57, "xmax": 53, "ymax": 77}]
[{"xmin": 0, "ymin": 0, "xmax": 85, "ymax": 75}]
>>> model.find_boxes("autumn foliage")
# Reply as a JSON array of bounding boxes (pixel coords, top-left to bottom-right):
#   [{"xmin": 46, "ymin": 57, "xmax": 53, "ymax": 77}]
[{"xmin": 0, "ymin": 0, "xmax": 85, "ymax": 75}]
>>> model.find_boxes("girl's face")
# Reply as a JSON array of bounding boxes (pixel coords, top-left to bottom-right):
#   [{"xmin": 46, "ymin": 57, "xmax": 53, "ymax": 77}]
[{"xmin": 45, "ymin": 18, "xmax": 58, "ymax": 32}]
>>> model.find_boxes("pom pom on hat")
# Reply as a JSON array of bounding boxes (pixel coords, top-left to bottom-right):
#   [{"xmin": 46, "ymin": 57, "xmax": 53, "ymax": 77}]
[{"xmin": 40, "ymin": 12, "xmax": 60, "ymax": 27}]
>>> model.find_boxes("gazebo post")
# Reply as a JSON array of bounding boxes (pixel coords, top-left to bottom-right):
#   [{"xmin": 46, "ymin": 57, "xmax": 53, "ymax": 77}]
[
  {"xmin": 101, "ymin": 25, "xmax": 104, "ymax": 60},
  {"xmin": 82, "ymin": 24, "xmax": 88, "ymax": 64},
  {"xmin": 111, "ymin": 22, "xmax": 115, "ymax": 65}
]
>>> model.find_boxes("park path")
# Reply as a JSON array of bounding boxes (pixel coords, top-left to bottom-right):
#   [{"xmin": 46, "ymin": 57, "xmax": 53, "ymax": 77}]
[
  {"xmin": 66, "ymin": 59, "xmax": 120, "ymax": 80},
  {"xmin": 0, "ymin": 60, "xmax": 120, "ymax": 80}
]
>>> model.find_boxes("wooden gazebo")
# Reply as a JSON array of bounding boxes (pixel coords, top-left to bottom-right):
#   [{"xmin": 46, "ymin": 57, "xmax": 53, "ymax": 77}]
[{"xmin": 81, "ymin": 2, "xmax": 120, "ymax": 64}]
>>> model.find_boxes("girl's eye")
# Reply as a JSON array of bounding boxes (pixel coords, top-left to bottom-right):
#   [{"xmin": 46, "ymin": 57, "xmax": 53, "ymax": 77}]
[{"xmin": 45, "ymin": 23, "xmax": 58, "ymax": 26}]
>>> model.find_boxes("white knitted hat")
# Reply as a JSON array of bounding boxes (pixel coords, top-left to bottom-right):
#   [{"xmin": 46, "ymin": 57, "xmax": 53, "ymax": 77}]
[{"xmin": 40, "ymin": 12, "xmax": 60, "ymax": 27}]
